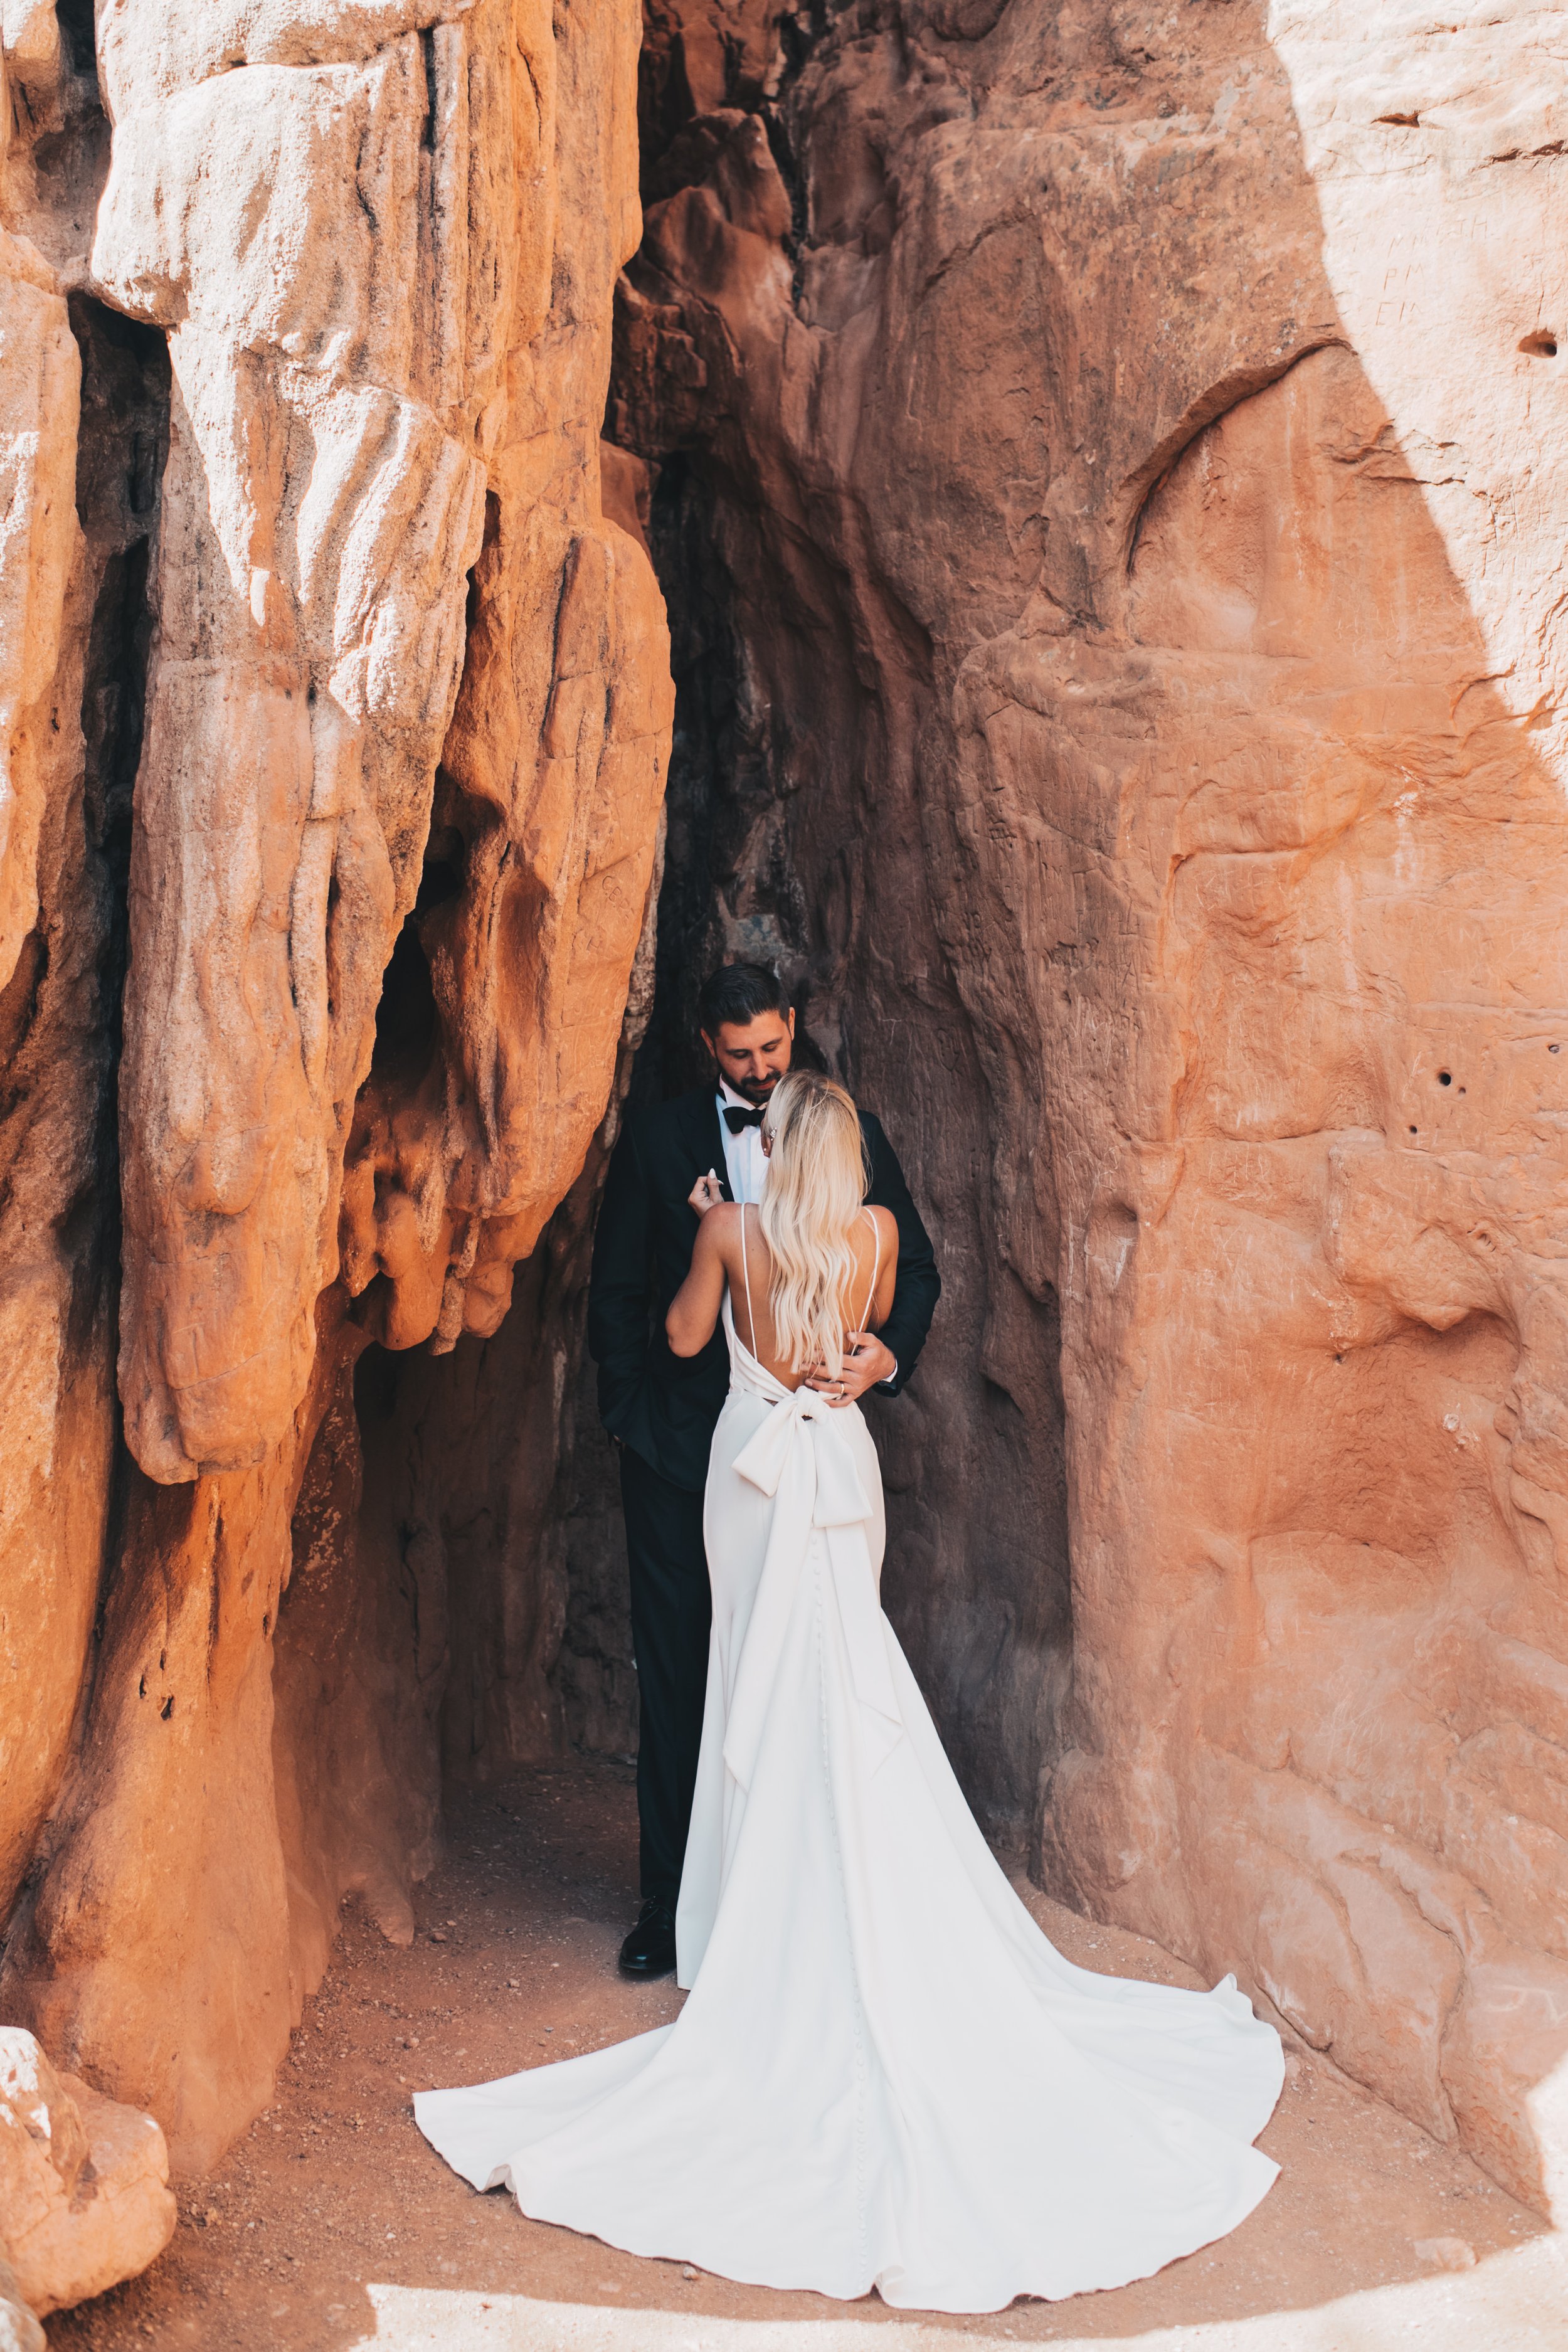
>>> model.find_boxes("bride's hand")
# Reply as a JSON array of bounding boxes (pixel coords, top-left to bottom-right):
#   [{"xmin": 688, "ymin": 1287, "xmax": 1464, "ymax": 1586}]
[
  {"xmin": 806, "ymin": 1330, "xmax": 897, "ymax": 1406},
  {"xmin": 688, "ymin": 1169, "xmax": 725, "ymax": 1217}
]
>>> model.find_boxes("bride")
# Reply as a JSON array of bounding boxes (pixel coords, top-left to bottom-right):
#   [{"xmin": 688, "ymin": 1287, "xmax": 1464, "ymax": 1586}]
[{"xmin": 415, "ymin": 1069, "xmax": 1283, "ymax": 2312}]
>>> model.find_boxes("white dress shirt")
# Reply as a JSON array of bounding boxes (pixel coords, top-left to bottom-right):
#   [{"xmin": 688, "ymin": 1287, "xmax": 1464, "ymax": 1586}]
[{"xmin": 716, "ymin": 1080, "xmax": 769, "ymax": 1204}]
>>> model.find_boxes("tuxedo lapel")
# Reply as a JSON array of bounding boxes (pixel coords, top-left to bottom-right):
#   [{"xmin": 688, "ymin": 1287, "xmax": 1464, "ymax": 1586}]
[
  {"xmin": 712, "ymin": 1094, "xmax": 734, "ymax": 1201},
  {"xmin": 674, "ymin": 1084, "xmax": 733, "ymax": 1202}
]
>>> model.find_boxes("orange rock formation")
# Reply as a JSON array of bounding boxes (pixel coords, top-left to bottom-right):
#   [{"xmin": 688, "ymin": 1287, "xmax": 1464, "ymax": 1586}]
[
  {"xmin": 0, "ymin": 0, "xmax": 670, "ymax": 2205},
  {"xmin": 3, "ymin": 0, "xmax": 1568, "ymax": 2315}
]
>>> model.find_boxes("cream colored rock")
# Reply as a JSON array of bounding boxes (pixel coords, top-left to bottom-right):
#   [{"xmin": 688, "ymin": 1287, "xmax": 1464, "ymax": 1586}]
[
  {"xmin": 335, "ymin": 1, "xmax": 671, "ymax": 1355},
  {"xmin": 0, "ymin": 4, "xmax": 60, "ymax": 94},
  {"xmin": 1, "ymin": 0, "xmax": 668, "ymax": 2176},
  {"xmin": 93, "ymin": 0, "xmax": 667, "ymax": 1483},
  {"xmin": 0, "ymin": 2029, "xmax": 174, "ymax": 2317},
  {"xmin": 0, "ymin": 212, "xmax": 78, "ymax": 995},
  {"xmin": 97, "ymin": 1, "xmax": 489, "ymax": 1482}
]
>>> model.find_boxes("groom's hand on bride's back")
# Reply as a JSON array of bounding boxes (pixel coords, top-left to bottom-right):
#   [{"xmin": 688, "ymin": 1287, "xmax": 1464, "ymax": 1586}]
[{"xmin": 806, "ymin": 1330, "xmax": 897, "ymax": 1406}]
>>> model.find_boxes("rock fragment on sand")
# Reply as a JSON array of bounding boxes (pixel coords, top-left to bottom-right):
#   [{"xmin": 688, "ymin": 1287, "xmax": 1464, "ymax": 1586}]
[
  {"xmin": 0, "ymin": 2027, "xmax": 175, "ymax": 2318},
  {"xmin": 1413, "ymin": 2235, "xmax": 1478, "ymax": 2272},
  {"xmin": 0, "ymin": 2248, "xmax": 43, "ymax": 2352}
]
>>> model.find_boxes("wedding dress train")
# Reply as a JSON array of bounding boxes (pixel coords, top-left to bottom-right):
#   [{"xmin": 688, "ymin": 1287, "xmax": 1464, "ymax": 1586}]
[{"xmin": 415, "ymin": 1274, "xmax": 1283, "ymax": 2312}]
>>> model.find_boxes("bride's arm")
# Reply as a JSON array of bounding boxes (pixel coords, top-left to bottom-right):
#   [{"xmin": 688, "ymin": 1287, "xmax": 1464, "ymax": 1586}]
[{"xmin": 666, "ymin": 1197, "xmax": 734, "ymax": 1357}]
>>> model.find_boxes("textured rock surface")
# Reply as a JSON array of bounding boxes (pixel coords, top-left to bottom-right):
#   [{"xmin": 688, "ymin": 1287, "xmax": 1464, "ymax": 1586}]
[
  {"xmin": 0, "ymin": 0, "xmax": 669, "ymax": 2180},
  {"xmin": 2, "ymin": 0, "xmax": 1567, "ymax": 2270},
  {"xmin": 0, "ymin": 2026, "xmax": 174, "ymax": 2317},
  {"xmin": 601, "ymin": 0, "xmax": 1568, "ymax": 2217},
  {"xmin": 94, "ymin": 0, "xmax": 668, "ymax": 1482},
  {"xmin": 0, "ymin": 23, "xmax": 130, "ymax": 1944}
]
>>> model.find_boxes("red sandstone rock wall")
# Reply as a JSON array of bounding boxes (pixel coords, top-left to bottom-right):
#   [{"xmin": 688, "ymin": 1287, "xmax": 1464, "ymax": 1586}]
[
  {"xmin": 0, "ymin": 0, "xmax": 669, "ymax": 2170},
  {"xmin": 605, "ymin": 0, "xmax": 1568, "ymax": 2215},
  {"xmin": 4, "ymin": 0, "xmax": 1567, "ymax": 2232}
]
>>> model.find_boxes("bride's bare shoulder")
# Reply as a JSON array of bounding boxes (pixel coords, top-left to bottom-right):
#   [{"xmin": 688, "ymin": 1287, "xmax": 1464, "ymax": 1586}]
[{"xmin": 696, "ymin": 1200, "xmax": 743, "ymax": 1254}]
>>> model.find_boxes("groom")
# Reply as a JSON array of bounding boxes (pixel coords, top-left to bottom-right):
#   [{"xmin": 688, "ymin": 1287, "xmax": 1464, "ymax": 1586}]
[{"xmin": 588, "ymin": 963, "xmax": 941, "ymax": 1978}]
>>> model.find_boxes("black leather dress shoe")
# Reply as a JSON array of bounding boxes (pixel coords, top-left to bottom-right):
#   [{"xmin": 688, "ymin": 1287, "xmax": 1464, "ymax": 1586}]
[{"xmin": 618, "ymin": 1896, "xmax": 677, "ymax": 1979}]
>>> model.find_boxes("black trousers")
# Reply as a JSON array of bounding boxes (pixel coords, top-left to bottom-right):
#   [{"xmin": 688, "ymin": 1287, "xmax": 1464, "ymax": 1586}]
[{"xmin": 620, "ymin": 1446, "xmax": 712, "ymax": 1905}]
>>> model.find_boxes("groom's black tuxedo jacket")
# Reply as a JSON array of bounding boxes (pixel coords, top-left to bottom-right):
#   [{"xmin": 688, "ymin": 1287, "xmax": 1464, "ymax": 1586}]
[{"xmin": 588, "ymin": 1083, "xmax": 941, "ymax": 1493}]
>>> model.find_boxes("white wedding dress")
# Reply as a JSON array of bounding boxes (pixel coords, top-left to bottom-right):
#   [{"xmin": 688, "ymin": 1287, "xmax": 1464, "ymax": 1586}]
[{"xmin": 415, "ymin": 1218, "xmax": 1283, "ymax": 2312}]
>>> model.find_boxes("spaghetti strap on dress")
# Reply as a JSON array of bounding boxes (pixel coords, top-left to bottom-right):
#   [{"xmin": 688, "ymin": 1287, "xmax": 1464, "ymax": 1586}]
[{"xmin": 415, "ymin": 1205, "xmax": 1283, "ymax": 2312}]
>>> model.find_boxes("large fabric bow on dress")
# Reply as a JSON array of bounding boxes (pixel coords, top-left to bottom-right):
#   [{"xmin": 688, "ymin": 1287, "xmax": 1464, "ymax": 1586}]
[{"xmin": 724, "ymin": 1379, "xmax": 903, "ymax": 1789}]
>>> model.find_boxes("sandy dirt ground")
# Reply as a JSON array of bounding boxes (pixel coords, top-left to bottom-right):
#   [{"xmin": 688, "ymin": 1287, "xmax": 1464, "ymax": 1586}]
[{"xmin": 43, "ymin": 1757, "xmax": 1560, "ymax": 2350}]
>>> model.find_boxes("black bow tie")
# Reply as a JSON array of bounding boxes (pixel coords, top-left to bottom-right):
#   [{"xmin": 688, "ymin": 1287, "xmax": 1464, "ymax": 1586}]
[{"xmin": 723, "ymin": 1103, "xmax": 765, "ymax": 1133}]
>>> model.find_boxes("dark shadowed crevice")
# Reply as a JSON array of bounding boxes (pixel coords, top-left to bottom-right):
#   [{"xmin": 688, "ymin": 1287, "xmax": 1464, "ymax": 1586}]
[
  {"xmin": 31, "ymin": 0, "xmax": 108, "ymax": 200},
  {"xmin": 762, "ymin": 0, "xmax": 832, "ymax": 293},
  {"xmin": 54, "ymin": 0, "xmax": 97, "ymax": 80},
  {"xmin": 370, "ymin": 918, "xmax": 440, "ymax": 1086},
  {"xmin": 414, "ymin": 825, "xmax": 465, "ymax": 915},
  {"xmin": 62, "ymin": 291, "xmax": 171, "ymax": 1666},
  {"xmin": 621, "ymin": 453, "xmax": 827, "ymax": 1112},
  {"xmin": 625, "ymin": 453, "xmax": 746, "ymax": 1104},
  {"xmin": 586, "ymin": 6, "xmax": 1077, "ymax": 1855},
  {"xmin": 635, "ymin": 2, "xmax": 699, "ymax": 203},
  {"xmin": 66, "ymin": 294, "xmax": 168, "ymax": 1284}
]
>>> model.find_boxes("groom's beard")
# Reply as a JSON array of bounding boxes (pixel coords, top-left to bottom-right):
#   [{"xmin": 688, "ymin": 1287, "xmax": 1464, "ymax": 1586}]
[{"xmin": 729, "ymin": 1067, "xmax": 787, "ymax": 1107}]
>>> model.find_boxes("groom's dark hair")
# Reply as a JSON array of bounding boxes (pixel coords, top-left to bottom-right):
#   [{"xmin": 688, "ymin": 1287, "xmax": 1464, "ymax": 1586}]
[{"xmin": 697, "ymin": 961, "xmax": 790, "ymax": 1034}]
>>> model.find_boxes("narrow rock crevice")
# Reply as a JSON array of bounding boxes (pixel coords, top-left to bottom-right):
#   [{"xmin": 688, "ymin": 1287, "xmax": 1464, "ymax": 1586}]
[
  {"xmin": 71, "ymin": 292, "xmax": 167, "ymax": 1167},
  {"xmin": 594, "ymin": 3, "xmax": 1074, "ymax": 1852},
  {"xmin": 55, "ymin": 290, "xmax": 172, "ymax": 1742}
]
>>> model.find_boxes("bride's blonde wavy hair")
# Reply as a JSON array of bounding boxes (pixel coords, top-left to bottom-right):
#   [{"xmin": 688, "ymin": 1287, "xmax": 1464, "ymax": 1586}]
[{"xmin": 758, "ymin": 1069, "xmax": 871, "ymax": 1375}]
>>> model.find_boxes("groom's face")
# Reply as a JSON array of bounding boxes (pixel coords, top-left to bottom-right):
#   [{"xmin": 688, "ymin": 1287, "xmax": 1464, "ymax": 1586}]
[{"xmin": 703, "ymin": 1007, "xmax": 795, "ymax": 1105}]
